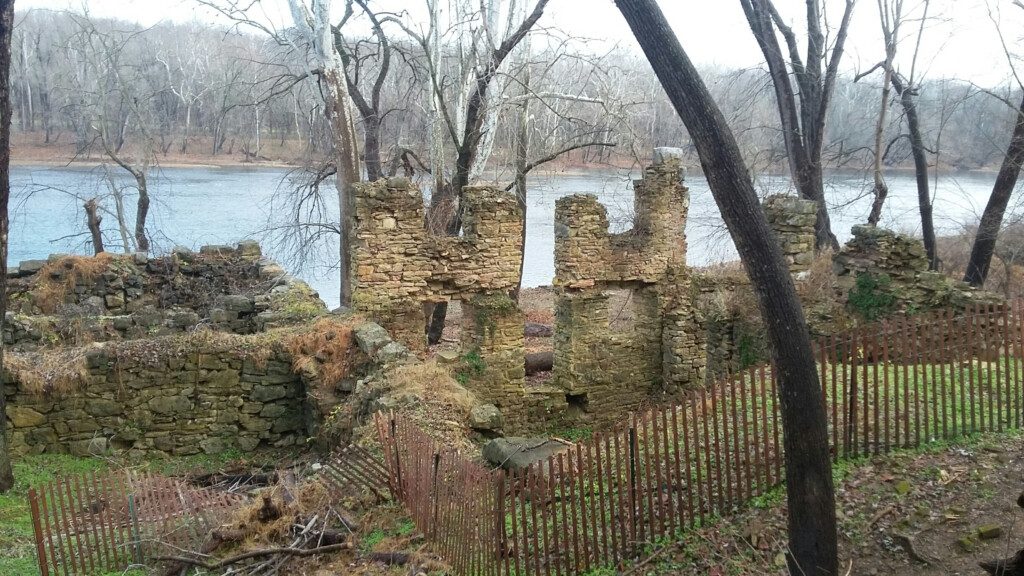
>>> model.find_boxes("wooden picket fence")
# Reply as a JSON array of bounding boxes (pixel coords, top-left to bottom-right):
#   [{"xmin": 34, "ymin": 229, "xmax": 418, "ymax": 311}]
[
  {"xmin": 28, "ymin": 470, "xmax": 247, "ymax": 576},
  {"xmin": 374, "ymin": 301, "xmax": 1024, "ymax": 576},
  {"xmin": 28, "ymin": 444, "xmax": 390, "ymax": 575}
]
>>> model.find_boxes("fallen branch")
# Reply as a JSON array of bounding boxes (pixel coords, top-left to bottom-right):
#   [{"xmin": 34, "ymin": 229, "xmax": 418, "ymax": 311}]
[{"xmin": 153, "ymin": 543, "xmax": 348, "ymax": 570}]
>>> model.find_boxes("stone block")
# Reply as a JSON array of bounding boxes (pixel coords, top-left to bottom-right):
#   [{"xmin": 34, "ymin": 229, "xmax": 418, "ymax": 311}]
[
  {"xmin": 69, "ymin": 437, "xmax": 107, "ymax": 457},
  {"xmin": 251, "ymin": 385, "xmax": 287, "ymax": 403},
  {"xmin": 199, "ymin": 437, "xmax": 226, "ymax": 454},
  {"xmin": 482, "ymin": 437, "xmax": 570, "ymax": 470},
  {"xmin": 104, "ymin": 293, "xmax": 126, "ymax": 308},
  {"xmin": 25, "ymin": 427, "xmax": 57, "ymax": 446},
  {"xmin": 375, "ymin": 341, "xmax": 410, "ymax": 364},
  {"xmin": 84, "ymin": 398, "xmax": 121, "ymax": 417},
  {"xmin": 18, "ymin": 259, "xmax": 46, "ymax": 275},
  {"xmin": 148, "ymin": 395, "xmax": 191, "ymax": 415},
  {"xmin": 469, "ymin": 404, "xmax": 503, "ymax": 431},
  {"xmin": 7, "ymin": 406, "xmax": 46, "ymax": 427},
  {"xmin": 354, "ymin": 322, "xmax": 391, "ymax": 355},
  {"xmin": 200, "ymin": 245, "xmax": 235, "ymax": 256},
  {"xmin": 112, "ymin": 316, "xmax": 132, "ymax": 330},
  {"xmin": 237, "ymin": 240, "xmax": 262, "ymax": 258},
  {"xmin": 216, "ymin": 295, "xmax": 254, "ymax": 313},
  {"xmin": 259, "ymin": 404, "xmax": 287, "ymax": 418},
  {"xmin": 238, "ymin": 437, "xmax": 260, "ymax": 451}
]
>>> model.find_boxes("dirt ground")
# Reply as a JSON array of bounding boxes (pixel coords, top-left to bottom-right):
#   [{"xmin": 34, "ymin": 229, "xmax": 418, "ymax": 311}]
[
  {"xmin": 663, "ymin": 431, "xmax": 1024, "ymax": 576},
  {"xmin": 237, "ymin": 431, "xmax": 1024, "ymax": 576}
]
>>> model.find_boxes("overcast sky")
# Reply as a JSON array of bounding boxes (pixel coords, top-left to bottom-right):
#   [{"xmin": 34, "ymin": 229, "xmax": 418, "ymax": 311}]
[{"xmin": 13, "ymin": 0, "xmax": 1024, "ymax": 86}]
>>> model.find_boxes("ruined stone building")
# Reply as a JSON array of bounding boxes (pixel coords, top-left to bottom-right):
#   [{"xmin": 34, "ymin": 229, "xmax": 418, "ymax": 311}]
[{"xmin": 349, "ymin": 152, "xmax": 820, "ymax": 431}]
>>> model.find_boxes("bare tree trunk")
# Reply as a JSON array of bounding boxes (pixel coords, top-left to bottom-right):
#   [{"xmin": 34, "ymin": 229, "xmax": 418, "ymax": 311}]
[
  {"xmin": 615, "ymin": 1, "xmax": 837, "ymax": 574},
  {"xmin": 867, "ymin": 0, "xmax": 900, "ymax": 226},
  {"xmin": 512, "ymin": 99, "xmax": 529, "ymax": 302},
  {"xmin": 84, "ymin": 198, "xmax": 104, "ymax": 254},
  {"xmin": 363, "ymin": 112, "xmax": 382, "ymax": 181},
  {"xmin": 892, "ymin": 75, "xmax": 938, "ymax": 269},
  {"xmin": 964, "ymin": 93, "xmax": 1024, "ymax": 287},
  {"xmin": 133, "ymin": 171, "xmax": 149, "ymax": 252},
  {"xmin": 104, "ymin": 167, "xmax": 134, "ymax": 253},
  {"xmin": 0, "ymin": 0, "xmax": 16, "ymax": 494}
]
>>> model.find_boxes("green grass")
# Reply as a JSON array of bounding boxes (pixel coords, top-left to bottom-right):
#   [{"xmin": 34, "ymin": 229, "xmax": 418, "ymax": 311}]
[{"xmin": 0, "ymin": 454, "xmax": 111, "ymax": 576}]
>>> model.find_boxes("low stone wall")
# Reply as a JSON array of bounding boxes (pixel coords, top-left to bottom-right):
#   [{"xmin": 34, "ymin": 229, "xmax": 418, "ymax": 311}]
[
  {"xmin": 5, "ymin": 243, "xmax": 325, "ymax": 349},
  {"xmin": 833, "ymin": 225, "xmax": 999, "ymax": 311},
  {"xmin": 3, "ymin": 340, "xmax": 310, "ymax": 458}
]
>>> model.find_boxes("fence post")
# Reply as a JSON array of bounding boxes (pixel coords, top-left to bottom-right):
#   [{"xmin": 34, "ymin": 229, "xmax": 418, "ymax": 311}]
[
  {"xmin": 628, "ymin": 412, "xmax": 639, "ymax": 551},
  {"xmin": 431, "ymin": 452, "xmax": 440, "ymax": 541},
  {"xmin": 29, "ymin": 489, "xmax": 49, "ymax": 576},
  {"xmin": 495, "ymin": 472, "xmax": 507, "ymax": 576},
  {"xmin": 390, "ymin": 416, "xmax": 403, "ymax": 501}
]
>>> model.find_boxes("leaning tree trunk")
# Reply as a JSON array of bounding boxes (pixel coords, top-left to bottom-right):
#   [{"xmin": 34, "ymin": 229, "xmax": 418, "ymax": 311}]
[
  {"xmin": 84, "ymin": 198, "xmax": 104, "ymax": 254},
  {"xmin": 0, "ymin": 0, "xmax": 16, "ymax": 494},
  {"xmin": 964, "ymin": 93, "xmax": 1024, "ymax": 287},
  {"xmin": 132, "ymin": 170, "xmax": 150, "ymax": 252},
  {"xmin": 892, "ymin": 75, "xmax": 938, "ymax": 270},
  {"xmin": 614, "ymin": 1, "xmax": 837, "ymax": 574}
]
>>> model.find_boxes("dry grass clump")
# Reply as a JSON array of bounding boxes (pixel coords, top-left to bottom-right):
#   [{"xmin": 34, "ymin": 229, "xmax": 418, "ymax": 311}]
[
  {"xmin": 6, "ymin": 348, "xmax": 90, "ymax": 395},
  {"xmin": 794, "ymin": 250, "xmax": 838, "ymax": 307},
  {"xmin": 283, "ymin": 317, "xmax": 362, "ymax": 385},
  {"xmin": 221, "ymin": 479, "xmax": 335, "ymax": 547},
  {"xmin": 386, "ymin": 362, "xmax": 476, "ymax": 416},
  {"xmin": 382, "ymin": 362, "xmax": 477, "ymax": 453},
  {"xmin": 31, "ymin": 254, "xmax": 117, "ymax": 313}
]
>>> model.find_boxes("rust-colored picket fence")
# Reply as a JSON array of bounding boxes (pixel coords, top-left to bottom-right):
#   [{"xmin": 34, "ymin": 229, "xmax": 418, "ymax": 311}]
[
  {"xmin": 374, "ymin": 301, "xmax": 1024, "ymax": 576},
  {"xmin": 28, "ymin": 444, "xmax": 390, "ymax": 576},
  {"xmin": 28, "ymin": 470, "xmax": 246, "ymax": 576}
]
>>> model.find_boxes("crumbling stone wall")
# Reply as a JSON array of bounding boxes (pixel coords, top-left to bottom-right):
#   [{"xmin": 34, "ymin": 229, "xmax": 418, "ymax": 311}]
[
  {"xmin": 551, "ymin": 152, "xmax": 699, "ymax": 425},
  {"xmin": 346, "ymin": 157, "xmax": 844, "ymax": 432},
  {"xmin": 5, "ymin": 242, "xmax": 325, "ymax": 348},
  {"xmin": 350, "ymin": 178, "xmax": 552, "ymax": 428},
  {"xmin": 4, "ymin": 340, "xmax": 310, "ymax": 458},
  {"xmin": 763, "ymin": 194, "xmax": 817, "ymax": 275},
  {"xmin": 833, "ymin": 225, "xmax": 998, "ymax": 310},
  {"xmin": 4, "ymin": 244, "xmax": 339, "ymax": 456}
]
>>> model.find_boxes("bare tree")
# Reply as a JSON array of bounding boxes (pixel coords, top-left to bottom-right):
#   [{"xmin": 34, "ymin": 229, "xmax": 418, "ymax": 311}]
[
  {"xmin": 740, "ymin": 0, "xmax": 857, "ymax": 251},
  {"xmin": 856, "ymin": 0, "xmax": 939, "ymax": 268},
  {"xmin": 614, "ymin": 1, "xmax": 836, "ymax": 574},
  {"xmin": 398, "ymin": 0, "xmax": 552, "ymax": 343},
  {"xmin": 198, "ymin": 0, "xmax": 362, "ymax": 306},
  {"xmin": 865, "ymin": 0, "xmax": 903, "ymax": 225},
  {"xmin": 964, "ymin": 0, "xmax": 1024, "ymax": 287},
  {"xmin": 0, "ymin": 0, "xmax": 15, "ymax": 495},
  {"xmin": 84, "ymin": 197, "xmax": 104, "ymax": 254}
]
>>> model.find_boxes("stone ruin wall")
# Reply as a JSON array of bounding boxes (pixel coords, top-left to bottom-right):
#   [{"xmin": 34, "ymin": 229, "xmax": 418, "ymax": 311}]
[
  {"xmin": 5, "ymin": 346, "xmax": 309, "ymax": 458},
  {"xmin": 832, "ymin": 225, "xmax": 1001, "ymax": 310},
  {"xmin": 349, "ymin": 153, "xmax": 981, "ymax": 435},
  {"xmin": 552, "ymin": 156, "xmax": 697, "ymax": 426},
  {"xmin": 4, "ymin": 242, "xmax": 333, "ymax": 457},
  {"xmin": 350, "ymin": 178, "xmax": 563, "ymax": 430},
  {"xmin": 5, "ymin": 242, "xmax": 326, "ymax": 349},
  {"xmin": 347, "ymin": 155, "xmax": 833, "ymax": 432}
]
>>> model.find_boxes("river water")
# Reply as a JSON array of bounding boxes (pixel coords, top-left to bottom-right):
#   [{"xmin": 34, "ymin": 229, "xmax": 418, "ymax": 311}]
[{"xmin": 9, "ymin": 164, "xmax": 1002, "ymax": 309}]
